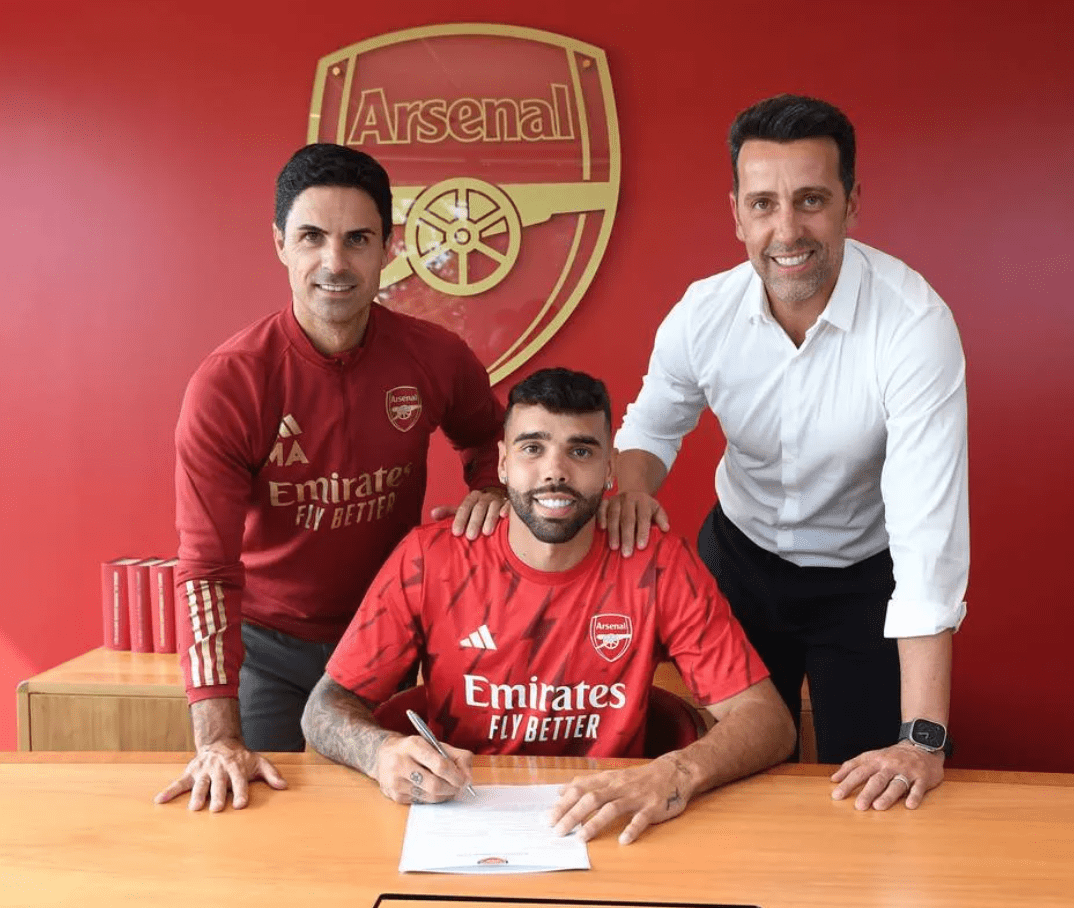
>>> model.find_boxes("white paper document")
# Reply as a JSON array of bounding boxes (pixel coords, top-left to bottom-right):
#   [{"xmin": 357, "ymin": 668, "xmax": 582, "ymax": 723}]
[{"xmin": 398, "ymin": 783, "xmax": 590, "ymax": 874}]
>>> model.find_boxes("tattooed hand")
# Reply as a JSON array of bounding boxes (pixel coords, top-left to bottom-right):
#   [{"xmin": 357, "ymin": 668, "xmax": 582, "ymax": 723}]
[
  {"xmin": 301, "ymin": 676, "xmax": 475, "ymax": 804},
  {"xmin": 549, "ymin": 754, "xmax": 696, "ymax": 844},
  {"xmin": 374, "ymin": 735, "xmax": 474, "ymax": 804}
]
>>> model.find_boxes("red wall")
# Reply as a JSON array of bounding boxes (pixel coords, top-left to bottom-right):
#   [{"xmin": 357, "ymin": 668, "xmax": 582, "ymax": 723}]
[{"xmin": 2, "ymin": 1, "xmax": 1071, "ymax": 769}]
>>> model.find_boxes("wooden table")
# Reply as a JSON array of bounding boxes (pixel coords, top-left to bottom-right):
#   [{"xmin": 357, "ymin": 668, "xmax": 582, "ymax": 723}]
[{"xmin": 1, "ymin": 753, "xmax": 1070, "ymax": 908}]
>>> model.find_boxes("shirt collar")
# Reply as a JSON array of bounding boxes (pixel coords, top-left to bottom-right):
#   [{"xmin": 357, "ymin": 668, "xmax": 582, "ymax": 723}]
[
  {"xmin": 746, "ymin": 269, "xmax": 771, "ymax": 323},
  {"xmin": 819, "ymin": 239, "xmax": 863, "ymax": 333}
]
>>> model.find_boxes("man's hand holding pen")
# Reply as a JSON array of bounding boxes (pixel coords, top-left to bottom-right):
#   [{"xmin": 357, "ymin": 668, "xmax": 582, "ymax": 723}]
[
  {"xmin": 373, "ymin": 710, "xmax": 475, "ymax": 805},
  {"xmin": 373, "ymin": 734, "xmax": 475, "ymax": 804}
]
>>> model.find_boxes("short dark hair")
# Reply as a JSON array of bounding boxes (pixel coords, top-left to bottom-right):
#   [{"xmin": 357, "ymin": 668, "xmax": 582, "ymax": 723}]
[
  {"xmin": 506, "ymin": 368, "xmax": 612, "ymax": 432},
  {"xmin": 728, "ymin": 94, "xmax": 856, "ymax": 198},
  {"xmin": 274, "ymin": 143, "xmax": 393, "ymax": 242}
]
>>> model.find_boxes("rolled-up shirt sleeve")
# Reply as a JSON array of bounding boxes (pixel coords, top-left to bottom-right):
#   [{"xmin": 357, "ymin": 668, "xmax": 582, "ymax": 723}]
[
  {"xmin": 614, "ymin": 288, "xmax": 711, "ymax": 470},
  {"xmin": 879, "ymin": 301, "xmax": 969, "ymax": 637}
]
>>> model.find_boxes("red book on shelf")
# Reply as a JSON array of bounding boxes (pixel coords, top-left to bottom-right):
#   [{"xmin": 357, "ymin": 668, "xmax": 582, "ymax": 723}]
[
  {"xmin": 127, "ymin": 558, "xmax": 165, "ymax": 653},
  {"xmin": 149, "ymin": 557, "xmax": 179, "ymax": 654},
  {"xmin": 101, "ymin": 557, "xmax": 140, "ymax": 650}
]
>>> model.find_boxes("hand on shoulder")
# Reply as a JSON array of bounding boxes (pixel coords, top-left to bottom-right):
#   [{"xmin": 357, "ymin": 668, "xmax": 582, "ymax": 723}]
[
  {"xmin": 598, "ymin": 491, "xmax": 670, "ymax": 556},
  {"xmin": 428, "ymin": 487, "xmax": 509, "ymax": 539}
]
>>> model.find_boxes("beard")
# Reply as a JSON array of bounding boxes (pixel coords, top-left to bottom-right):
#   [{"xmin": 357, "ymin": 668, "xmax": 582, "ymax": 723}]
[
  {"xmin": 507, "ymin": 483, "xmax": 603, "ymax": 544},
  {"xmin": 757, "ymin": 240, "xmax": 834, "ymax": 305}
]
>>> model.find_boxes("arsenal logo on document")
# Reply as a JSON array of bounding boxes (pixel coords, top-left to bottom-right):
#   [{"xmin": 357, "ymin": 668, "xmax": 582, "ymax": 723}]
[
  {"xmin": 307, "ymin": 24, "xmax": 621, "ymax": 385},
  {"xmin": 590, "ymin": 614, "xmax": 633, "ymax": 663}
]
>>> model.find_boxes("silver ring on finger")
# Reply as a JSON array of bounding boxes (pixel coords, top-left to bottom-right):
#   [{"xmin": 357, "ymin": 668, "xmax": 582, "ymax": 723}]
[
  {"xmin": 891, "ymin": 773, "xmax": 911, "ymax": 789},
  {"xmin": 410, "ymin": 770, "xmax": 423, "ymax": 785}
]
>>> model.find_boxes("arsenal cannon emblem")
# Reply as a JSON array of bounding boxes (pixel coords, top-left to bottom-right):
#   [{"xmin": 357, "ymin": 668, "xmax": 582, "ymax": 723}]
[{"xmin": 308, "ymin": 24, "xmax": 621, "ymax": 384}]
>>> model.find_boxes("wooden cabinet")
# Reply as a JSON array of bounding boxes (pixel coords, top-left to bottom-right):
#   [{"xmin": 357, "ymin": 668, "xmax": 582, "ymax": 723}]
[{"xmin": 17, "ymin": 648, "xmax": 193, "ymax": 751}]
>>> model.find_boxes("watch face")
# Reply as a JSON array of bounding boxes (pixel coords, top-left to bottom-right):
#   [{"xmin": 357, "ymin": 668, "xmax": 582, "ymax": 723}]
[{"xmin": 911, "ymin": 719, "xmax": 947, "ymax": 749}]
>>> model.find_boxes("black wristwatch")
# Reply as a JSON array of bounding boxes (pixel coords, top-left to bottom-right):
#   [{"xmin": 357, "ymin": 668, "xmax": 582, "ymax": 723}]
[{"xmin": 899, "ymin": 719, "xmax": 953, "ymax": 758}]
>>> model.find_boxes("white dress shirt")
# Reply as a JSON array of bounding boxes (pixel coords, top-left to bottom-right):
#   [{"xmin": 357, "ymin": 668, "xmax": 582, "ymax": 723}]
[{"xmin": 615, "ymin": 240, "xmax": 968, "ymax": 638}]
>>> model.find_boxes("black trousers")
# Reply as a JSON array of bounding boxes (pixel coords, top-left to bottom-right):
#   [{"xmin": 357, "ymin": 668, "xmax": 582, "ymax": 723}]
[
  {"xmin": 239, "ymin": 623, "xmax": 337, "ymax": 752},
  {"xmin": 238, "ymin": 621, "xmax": 418, "ymax": 752},
  {"xmin": 697, "ymin": 504, "xmax": 900, "ymax": 764}
]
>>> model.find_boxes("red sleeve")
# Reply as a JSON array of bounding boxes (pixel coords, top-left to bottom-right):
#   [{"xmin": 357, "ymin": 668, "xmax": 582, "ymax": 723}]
[
  {"xmin": 174, "ymin": 355, "xmax": 263, "ymax": 702},
  {"xmin": 438, "ymin": 335, "xmax": 504, "ymax": 492},
  {"xmin": 652, "ymin": 534, "xmax": 769, "ymax": 707},
  {"xmin": 326, "ymin": 530, "xmax": 425, "ymax": 704}
]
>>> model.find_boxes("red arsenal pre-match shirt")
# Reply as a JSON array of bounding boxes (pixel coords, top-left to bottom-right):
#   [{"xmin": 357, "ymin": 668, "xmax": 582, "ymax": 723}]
[
  {"xmin": 327, "ymin": 520, "xmax": 767, "ymax": 758},
  {"xmin": 174, "ymin": 304, "xmax": 502, "ymax": 703}
]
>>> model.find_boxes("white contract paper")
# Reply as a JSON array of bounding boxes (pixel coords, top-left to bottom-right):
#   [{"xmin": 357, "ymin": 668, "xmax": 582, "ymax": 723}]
[{"xmin": 398, "ymin": 784, "xmax": 590, "ymax": 874}]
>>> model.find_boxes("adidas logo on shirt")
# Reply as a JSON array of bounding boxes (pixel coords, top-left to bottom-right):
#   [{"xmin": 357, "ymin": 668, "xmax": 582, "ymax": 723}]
[
  {"xmin": 268, "ymin": 414, "xmax": 308, "ymax": 466},
  {"xmin": 277, "ymin": 414, "xmax": 302, "ymax": 438},
  {"xmin": 460, "ymin": 624, "xmax": 497, "ymax": 650}
]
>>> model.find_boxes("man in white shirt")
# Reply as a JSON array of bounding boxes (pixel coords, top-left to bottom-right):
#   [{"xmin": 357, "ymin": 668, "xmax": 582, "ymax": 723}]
[{"xmin": 607, "ymin": 94, "xmax": 968, "ymax": 811}]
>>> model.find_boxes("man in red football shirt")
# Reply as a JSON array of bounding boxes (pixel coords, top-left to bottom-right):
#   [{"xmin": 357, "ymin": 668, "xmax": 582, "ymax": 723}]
[{"xmin": 302, "ymin": 368, "xmax": 794, "ymax": 844}]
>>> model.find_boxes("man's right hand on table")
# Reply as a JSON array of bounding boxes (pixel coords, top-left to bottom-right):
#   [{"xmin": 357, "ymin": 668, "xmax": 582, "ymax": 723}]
[
  {"xmin": 154, "ymin": 697, "xmax": 286, "ymax": 811},
  {"xmin": 155, "ymin": 738, "xmax": 286, "ymax": 811}
]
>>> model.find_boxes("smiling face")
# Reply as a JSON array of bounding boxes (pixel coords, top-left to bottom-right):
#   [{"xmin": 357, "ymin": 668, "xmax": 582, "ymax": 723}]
[
  {"xmin": 499, "ymin": 404, "xmax": 613, "ymax": 562},
  {"xmin": 730, "ymin": 137, "xmax": 859, "ymax": 313},
  {"xmin": 272, "ymin": 184, "xmax": 389, "ymax": 355}
]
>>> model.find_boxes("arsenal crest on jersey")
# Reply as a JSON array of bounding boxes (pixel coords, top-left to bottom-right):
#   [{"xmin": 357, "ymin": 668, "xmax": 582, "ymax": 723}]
[
  {"xmin": 307, "ymin": 24, "xmax": 621, "ymax": 386},
  {"xmin": 590, "ymin": 614, "xmax": 632, "ymax": 663},
  {"xmin": 386, "ymin": 386, "xmax": 422, "ymax": 432}
]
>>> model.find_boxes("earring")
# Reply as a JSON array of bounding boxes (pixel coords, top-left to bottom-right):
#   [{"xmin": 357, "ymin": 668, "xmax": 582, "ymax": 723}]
[{"xmin": 605, "ymin": 479, "xmax": 614, "ymax": 490}]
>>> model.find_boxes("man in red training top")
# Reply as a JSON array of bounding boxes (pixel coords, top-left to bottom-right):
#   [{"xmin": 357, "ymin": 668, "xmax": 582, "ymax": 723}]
[
  {"xmin": 157, "ymin": 144, "xmax": 506, "ymax": 812},
  {"xmin": 302, "ymin": 368, "xmax": 794, "ymax": 844}
]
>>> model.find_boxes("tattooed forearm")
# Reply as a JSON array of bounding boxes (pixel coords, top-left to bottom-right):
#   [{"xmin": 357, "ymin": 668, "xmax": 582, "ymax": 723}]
[{"xmin": 301, "ymin": 675, "xmax": 395, "ymax": 776}]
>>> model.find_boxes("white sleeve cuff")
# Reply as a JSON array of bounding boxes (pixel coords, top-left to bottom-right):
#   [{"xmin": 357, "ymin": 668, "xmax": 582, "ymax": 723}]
[
  {"xmin": 612, "ymin": 425, "xmax": 679, "ymax": 473},
  {"xmin": 883, "ymin": 599, "xmax": 966, "ymax": 638}
]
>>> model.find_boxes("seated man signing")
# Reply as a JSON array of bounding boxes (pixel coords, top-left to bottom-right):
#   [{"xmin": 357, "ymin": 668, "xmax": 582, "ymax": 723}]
[{"xmin": 302, "ymin": 368, "xmax": 795, "ymax": 844}]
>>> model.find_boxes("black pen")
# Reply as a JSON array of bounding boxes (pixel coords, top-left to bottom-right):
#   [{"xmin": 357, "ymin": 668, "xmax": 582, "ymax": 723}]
[{"xmin": 406, "ymin": 708, "xmax": 477, "ymax": 798}]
